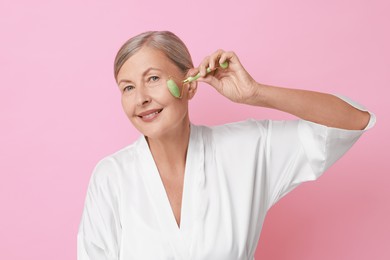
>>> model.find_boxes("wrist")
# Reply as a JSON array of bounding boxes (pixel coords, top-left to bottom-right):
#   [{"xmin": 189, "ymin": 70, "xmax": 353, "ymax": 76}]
[{"xmin": 245, "ymin": 82, "xmax": 267, "ymax": 106}]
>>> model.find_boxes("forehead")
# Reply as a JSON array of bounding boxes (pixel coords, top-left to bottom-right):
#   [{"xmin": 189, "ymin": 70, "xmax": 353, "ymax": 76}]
[{"xmin": 117, "ymin": 46, "xmax": 180, "ymax": 81}]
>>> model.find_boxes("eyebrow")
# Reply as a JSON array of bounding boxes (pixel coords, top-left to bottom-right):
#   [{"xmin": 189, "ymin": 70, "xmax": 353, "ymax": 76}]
[{"xmin": 117, "ymin": 67, "xmax": 162, "ymax": 86}]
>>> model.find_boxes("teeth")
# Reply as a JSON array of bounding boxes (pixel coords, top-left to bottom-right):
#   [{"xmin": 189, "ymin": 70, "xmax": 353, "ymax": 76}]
[{"xmin": 142, "ymin": 110, "xmax": 160, "ymax": 119}]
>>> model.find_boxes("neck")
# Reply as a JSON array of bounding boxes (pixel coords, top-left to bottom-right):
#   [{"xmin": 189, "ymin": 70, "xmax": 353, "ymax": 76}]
[{"xmin": 146, "ymin": 119, "xmax": 191, "ymax": 175}]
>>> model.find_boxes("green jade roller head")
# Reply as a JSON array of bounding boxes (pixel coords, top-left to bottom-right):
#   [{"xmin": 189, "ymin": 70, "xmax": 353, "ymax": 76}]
[{"xmin": 167, "ymin": 61, "xmax": 229, "ymax": 98}]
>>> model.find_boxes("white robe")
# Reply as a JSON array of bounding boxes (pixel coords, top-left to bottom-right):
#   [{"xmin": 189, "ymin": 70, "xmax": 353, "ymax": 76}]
[{"xmin": 77, "ymin": 97, "xmax": 375, "ymax": 260}]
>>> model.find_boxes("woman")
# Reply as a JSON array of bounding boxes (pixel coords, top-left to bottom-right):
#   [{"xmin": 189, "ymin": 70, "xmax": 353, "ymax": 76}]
[{"xmin": 77, "ymin": 31, "xmax": 375, "ymax": 260}]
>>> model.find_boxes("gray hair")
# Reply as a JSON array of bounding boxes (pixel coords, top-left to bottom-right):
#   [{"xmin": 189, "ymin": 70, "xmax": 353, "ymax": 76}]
[{"xmin": 114, "ymin": 31, "xmax": 194, "ymax": 80}]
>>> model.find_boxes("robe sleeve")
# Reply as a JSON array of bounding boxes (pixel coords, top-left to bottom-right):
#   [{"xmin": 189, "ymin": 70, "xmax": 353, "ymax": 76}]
[
  {"xmin": 260, "ymin": 95, "xmax": 376, "ymax": 209},
  {"xmin": 77, "ymin": 158, "xmax": 122, "ymax": 260}
]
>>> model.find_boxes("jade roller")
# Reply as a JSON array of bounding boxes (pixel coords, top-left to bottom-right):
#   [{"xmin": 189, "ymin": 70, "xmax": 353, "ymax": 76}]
[{"xmin": 167, "ymin": 61, "xmax": 229, "ymax": 98}]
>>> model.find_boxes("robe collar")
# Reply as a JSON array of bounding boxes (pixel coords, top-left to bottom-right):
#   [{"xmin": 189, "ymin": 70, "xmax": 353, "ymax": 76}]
[{"xmin": 136, "ymin": 123, "xmax": 205, "ymax": 258}]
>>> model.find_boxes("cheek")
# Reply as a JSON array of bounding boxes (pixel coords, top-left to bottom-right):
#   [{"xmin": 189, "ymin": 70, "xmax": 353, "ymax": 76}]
[
  {"xmin": 151, "ymin": 83, "xmax": 176, "ymax": 105},
  {"xmin": 168, "ymin": 98, "xmax": 189, "ymax": 119},
  {"xmin": 121, "ymin": 96, "xmax": 135, "ymax": 115}
]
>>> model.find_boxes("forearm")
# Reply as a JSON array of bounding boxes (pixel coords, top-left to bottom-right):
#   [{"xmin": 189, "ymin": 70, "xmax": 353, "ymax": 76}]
[{"xmin": 250, "ymin": 83, "xmax": 370, "ymax": 130}]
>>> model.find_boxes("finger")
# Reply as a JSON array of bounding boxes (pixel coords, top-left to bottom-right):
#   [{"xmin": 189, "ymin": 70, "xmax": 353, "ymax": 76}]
[
  {"xmin": 209, "ymin": 49, "xmax": 225, "ymax": 71},
  {"xmin": 220, "ymin": 51, "xmax": 240, "ymax": 67},
  {"xmin": 197, "ymin": 74, "xmax": 221, "ymax": 92},
  {"xmin": 198, "ymin": 55, "xmax": 210, "ymax": 77},
  {"xmin": 185, "ymin": 68, "xmax": 199, "ymax": 78}
]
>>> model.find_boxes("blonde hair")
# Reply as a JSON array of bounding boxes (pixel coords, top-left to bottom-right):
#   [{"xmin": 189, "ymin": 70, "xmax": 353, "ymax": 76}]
[{"xmin": 114, "ymin": 31, "xmax": 194, "ymax": 80}]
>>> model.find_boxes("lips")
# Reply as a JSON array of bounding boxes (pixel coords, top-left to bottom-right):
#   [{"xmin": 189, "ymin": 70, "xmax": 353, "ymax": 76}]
[{"xmin": 137, "ymin": 108, "xmax": 163, "ymax": 121}]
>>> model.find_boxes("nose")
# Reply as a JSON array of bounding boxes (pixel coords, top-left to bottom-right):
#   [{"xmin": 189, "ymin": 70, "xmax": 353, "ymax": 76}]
[{"xmin": 135, "ymin": 85, "xmax": 152, "ymax": 106}]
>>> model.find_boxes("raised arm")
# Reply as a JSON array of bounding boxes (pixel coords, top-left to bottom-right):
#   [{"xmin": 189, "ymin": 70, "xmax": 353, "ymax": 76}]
[{"xmin": 193, "ymin": 50, "xmax": 370, "ymax": 130}]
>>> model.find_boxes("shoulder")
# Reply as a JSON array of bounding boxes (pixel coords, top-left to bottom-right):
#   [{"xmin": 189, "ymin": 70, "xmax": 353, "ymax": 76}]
[
  {"xmin": 207, "ymin": 118, "xmax": 269, "ymax": 140},
  {"xmin": 90, "ymin": 136, "xmax": 142, "ymax": 185},
  {"xmin": 194, "ymin": 119, "xmax": 270, "ymax": 151}
]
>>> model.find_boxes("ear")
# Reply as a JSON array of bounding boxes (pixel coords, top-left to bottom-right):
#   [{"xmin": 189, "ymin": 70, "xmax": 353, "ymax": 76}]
[
  {"xmin": 184, "ymin": 68, "xmax": 198, "ymax": 100},
  {"xmin": 186, "ymin": 80, "xmax": 197, "ymax": 100}
]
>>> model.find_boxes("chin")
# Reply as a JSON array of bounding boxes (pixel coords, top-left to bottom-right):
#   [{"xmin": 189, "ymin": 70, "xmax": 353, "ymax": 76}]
[
  {"xmin": 132, "ymin": 112, "xmax": 189, "ymax": 139},
  {"xmin": 142, "ymin": 130, "xmax": 163, "ymax": 140},
  {"xmin": 134, "ymin": 123, "xmax": 168, "ymax": 140}
]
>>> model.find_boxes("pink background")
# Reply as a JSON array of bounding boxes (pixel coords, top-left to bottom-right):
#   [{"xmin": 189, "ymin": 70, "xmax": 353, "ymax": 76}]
[{"xmin": 1, "ymin": 0, "xmax": 389, "ymax": 259}]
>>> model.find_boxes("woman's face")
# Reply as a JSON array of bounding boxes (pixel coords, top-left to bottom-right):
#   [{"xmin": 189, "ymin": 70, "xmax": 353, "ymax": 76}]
[{"xmin": 116, "ymin": 46, "xmax": 196, "ymax": 139}]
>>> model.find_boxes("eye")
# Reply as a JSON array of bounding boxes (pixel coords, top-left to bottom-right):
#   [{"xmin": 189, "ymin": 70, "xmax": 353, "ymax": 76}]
[
  {"xmin": 123, "ymin": 85, "xmax": 134, "ymax": 92},
  {"xmin": 149, "ymin": 76, "xmax": 160, "ymax": 82}
]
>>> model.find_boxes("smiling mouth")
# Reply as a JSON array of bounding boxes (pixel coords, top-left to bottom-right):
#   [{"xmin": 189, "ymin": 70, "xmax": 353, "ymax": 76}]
[{"xmin": 138, "ymin": 109, "xmax": 163, "ymax": 120}]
